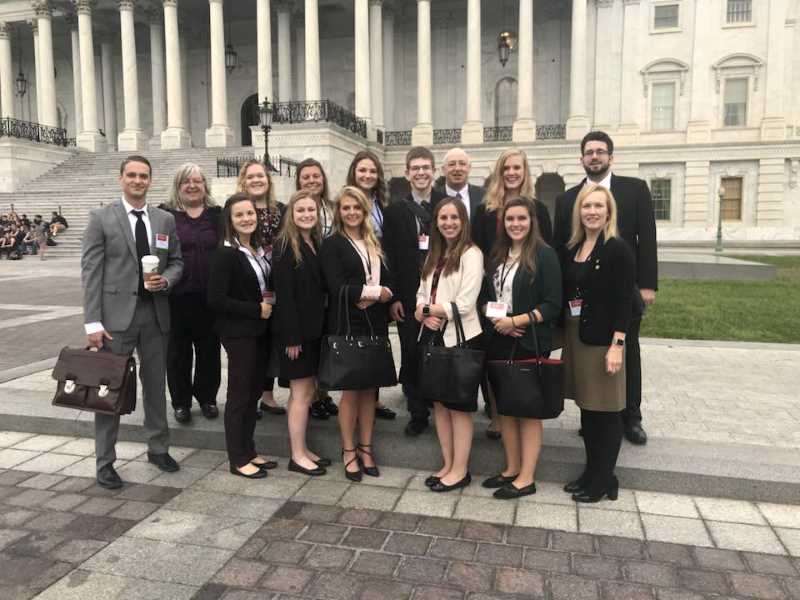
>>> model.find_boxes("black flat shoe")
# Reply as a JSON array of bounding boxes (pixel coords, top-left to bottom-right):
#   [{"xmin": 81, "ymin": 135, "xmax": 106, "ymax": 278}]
[
  {"xmin": 424, "ymin": 475, "xmax": 441, "ymax": 488},
  {"xmin": 230, "ymin": 464, "xmax": 267, "ymax": 479},
  {"xmin": 309, "ymin": 400, "xmax": 329, "ymax": 420},
  {"xmin": 174, "ymin": 407, "xmax": 191, "ymax": 424},
  {"xmin": 375, "ymin": 405, "xmax": 397, "ymax": 420},
  {"xmin": 315, "ymin": 457, "xmax": 332, "ymax": 467},
  {"xmin": 96, "ymin": 464, "xmax": 123, "ymax": 489},
  {"xmin": 259, "ymin": 403, "xmax": 286, "ymax": 416},
  {"xmin": 288, "ymin": 459, "xmax": 326, "ymax": 477},
  {"xmin": 147, "ymin": 452, "xmax": 180, "ymax": 472},
  {"xmin": 572, "ymin": 477, "xmax": 619, "ymax": 503},
  {"xmin": 342, "ymin": 448, "xmax": 362, "ymax": 483},
  {"xmin": 494, "ymin": 481, "xmax": 537, "ymax": 500},
  {"xmin": 200, "ymin": 403, "xmax": 219, "ymax": 419},
  {"xmin": 482, "ymin": 473, "xmax": 519, "ymax": 489},
  {"xmin": 430, "ymin": 473, "xmax": 471, "ymax": 493},
  {"xmin": 252, "ymin": 458, "xmax": 278, "ymax": 471},
  {"xmin": 356, "ymin": 444, "xmax": 379, "ymax": 477},
  {"xmin": 321, "ymin": 397, "xmax": 338, "ymax": 416},
  {"xmin": 563, "ymin": 478, "xmax": 588, "ymax": 494}
]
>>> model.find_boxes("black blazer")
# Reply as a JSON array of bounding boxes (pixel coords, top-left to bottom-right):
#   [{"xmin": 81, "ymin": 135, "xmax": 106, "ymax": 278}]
[
  {"xmin": 381, "ymin": 188, "xmax": 447, "ymax": 310},
  {"xmin": 432, "ymin": 183, "xmax": 485, "ymax": 225},
  {"xmin": 207, "ymin": 246, "xmax": 269, "ymax": 338},
  {"xmin": 472, "ymin": 198, "xmax": 553, "ymax": 259},
  {"xmin": 559, "ymin": 235, "xmax": 635, "ymax": 346},
  {"xmin": 320, "ymin": 233, "xmax": 393, "ymax": 336},
  {"xmin": 272, "ymin": 239, "xmax": 326, "ymax": 347},
  {"xmin": 553, "ymin": 175, "xmax": 658, "ymax": 291}
]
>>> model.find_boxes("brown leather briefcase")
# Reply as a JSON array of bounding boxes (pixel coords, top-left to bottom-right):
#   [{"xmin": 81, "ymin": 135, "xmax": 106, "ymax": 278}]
[{"xmin": 51, "ymin": 347, "xmax": 137, "ymax": 415}]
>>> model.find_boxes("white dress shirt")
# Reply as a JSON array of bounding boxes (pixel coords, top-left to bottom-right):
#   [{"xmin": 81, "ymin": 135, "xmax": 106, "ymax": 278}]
[
  {"xmin": 445, "ymin": 183, "xmax": 471, "ymax": 219},
  {"xmin": 586, "ymin": 170, "xmax": 613, "ymax": 190}
]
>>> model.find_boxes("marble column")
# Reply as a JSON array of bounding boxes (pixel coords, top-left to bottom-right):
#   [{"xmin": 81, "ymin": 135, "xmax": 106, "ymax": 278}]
[
  {"xmin": 32, "ymin": 2, "xmax": 58, "ymax": 127},
  {"xmin": 30, "ymin": 20, "xmax": 42, "ymax": 123},
  {"xmin": 305, "ymin": 0, "xmax": 321, "ymax": 101},
  {"xmin": 686, "ymin": 0, "xmax": 713, "ymax": 142},
  {"xmin": 355, "ymin": 0, "xmax": 372, "ymax": 130},
  {"xmin": 512, "ymin": 0, "xmax": 534, "ymax": 142},
  {"xmin": 294, "ymin": 14, "xmax": 305, "ymax": 100},
  {"xmin": 463, "ymin": 0, "xmax": 484, "ymax": 143},
  {"xmin": 566, "ymin": 0, "xmax": 590, "ymax": 139},
  {"xmin": 149, "ymin": 9, "xmax": 166, "ymax": 146},
  {"xmin": 617, "ymin": 0, "xmax": 641, "ymax": 143},
  {"xmin": 382, "ymin": 7, "xmax": 395, "ymax": 130},
  {"xmin": 117, "ymin": 0, "xmax": 146, "ymax": 150},
  {"xmin": 592, "ymin": 0, "xmax": 615, "ymax": 131},
  {"xmin": 0, "ymin": 22, "xmax": 15, "ymax": 119},
  {"xmin": 161, "ymin": 0, "xmax": 189, "ymax": 149},
  {"xmin": 412, "ymin": 0, "xmax": 432, "ymax": 145},
  {"xmin": 761, "ymin": 0, "xmax": 787, "ymax": 139},
  {"xmin": 74, "ymin": 0, "xmax": 106, "ymax": 151},
  {"xmin": 67, "ymin": 16, "xmax": 82, "ymax": 133},
  {"xmin": 369, "ymin": 0, "xmax": 383, "ymax": 133},
  {"xmin": 100, "ymin": 40, "xmax": 117, "ymax": 148},
  {"xmin": 277, "ymin": 1, "xmax": 292, "ymax": 101},
  {"xmin": 205, "ymin": 0, "xmax": 232, "ymax": 146},
  {"xmin": 256, "ymin": 0, "xmax": 273, "ymax": 103},
  {"xmin": 179, "ymin": 33, "xmax": 190, "ymax": 142}
]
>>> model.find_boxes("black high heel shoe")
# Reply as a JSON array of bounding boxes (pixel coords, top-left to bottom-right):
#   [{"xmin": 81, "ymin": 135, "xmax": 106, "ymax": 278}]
[
  {"xmin": 572, "ymin": 477, "xmax": 619, "ymax": 503},
  {"xmin": 563, "ymin": 475, "xmax": 588, "ymax": 494},
  {"xmin": 356, "ymin": 444, "xmax": 380, "ymax": 477},
  {"xmin": 430, "ymin": 472, "xmax": 471, "ymax": 493},
  {"xmin": 342, "ymin": 448, "xmax": 362, "ymax": 482}
]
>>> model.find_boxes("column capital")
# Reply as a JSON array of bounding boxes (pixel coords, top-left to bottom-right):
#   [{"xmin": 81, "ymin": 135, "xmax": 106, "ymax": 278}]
[
  {"xmin": 72, "ymin": 0, "xmax": 96, "ymax": 15},
  {"xmin": 163, "ymin": 0, "xmax": 178, "ymax": 8},
  {"xmin": 208, "ymin": 0, "xmax": 223, "ymax": 4},
  {"xmin": 0, "ymin": 22, "xmax": 11, "ymax": 39},
  {"xmin": 31, "ymin": 1, "xmax": 52, "ymax": 18},
  {"xmin": 28, "ymin": 19, "xmax": 38, "ymax": 35},
  {"xmin": 64, "ymin": 12, "xmax": 78, "ymax": 28},
  {"xmin": 118, "ymin": 0, "xmax": 136, "ymax": 11},
  {"xmin": 595, "ymin": 0, "xmax": 614, "ymax": 7},
  {"xmin": 369, "ymin": 0, "xmax": 383, "ymax": 7},
  {"xmin": 623, "ymin": 0, "xmax": 641, "ymax": 4},
  {"xmin": 146, "ymin": 6, "xmax": 162, "ymax": 23}
]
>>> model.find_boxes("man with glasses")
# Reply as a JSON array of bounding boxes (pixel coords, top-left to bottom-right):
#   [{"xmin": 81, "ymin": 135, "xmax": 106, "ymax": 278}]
[
  {"xmin": 553, "ymin": 131, "xmax": 658, "ymax": 446},
  {"xmin": 383, "ymin": 147, "xmax": 446, "ymax": 436}
]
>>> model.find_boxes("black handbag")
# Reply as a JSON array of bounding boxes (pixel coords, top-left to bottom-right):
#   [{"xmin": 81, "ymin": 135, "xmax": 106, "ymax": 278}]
[
  {"xmin": 318, "ymin": 286, "xmax": 397, "ymax": 391},
  {"xmin": 419, "ymin": 302, "xmax": 485, "ymax": 406},
  {"xmin": 487, "ymin": 324, "xmax": 564, "ymax": 419}
]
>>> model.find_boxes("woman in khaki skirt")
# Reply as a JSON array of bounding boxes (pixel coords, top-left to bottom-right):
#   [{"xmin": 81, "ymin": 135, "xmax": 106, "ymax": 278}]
[{"xmin": 559, "ymin": 184, "xmax": 635, "ymax": 503}]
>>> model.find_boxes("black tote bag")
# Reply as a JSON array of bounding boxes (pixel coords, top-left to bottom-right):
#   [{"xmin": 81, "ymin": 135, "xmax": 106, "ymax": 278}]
[
  {"xmin": 418, "ymin": 302, "xmax": 485, "ymax": 406},
  {"xmin": 318, "ymin": 286, "xmax": 397, "ymax": 391},
  {"xmin": 487, "ymin": 324, "xmax": 564, "ymax": 419}
]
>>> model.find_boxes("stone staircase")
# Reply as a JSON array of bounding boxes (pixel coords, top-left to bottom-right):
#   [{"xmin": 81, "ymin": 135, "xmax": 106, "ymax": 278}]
[{"xmin": 0, "ymin": 146, "xmax": 255, "ymax": 259}]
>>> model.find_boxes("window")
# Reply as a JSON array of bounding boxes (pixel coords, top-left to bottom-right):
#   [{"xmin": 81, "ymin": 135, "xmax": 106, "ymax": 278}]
[
  {"xmin": 726, "ymin": 0, "xmax": 752, "ymax": 23},
  {"xmin": 654, "ymin": 4, "xmax": 679, "ymax": 29},
  {"xmin": 720, "ymin": 177, "xmax": 743, "ymax": 220},
  {"xmin": 651, "ymin": 82, "xmax": 675, "ymax": 130},
  {"xmin": 651, "ymin": 179, "xmax": 672, "ymax": 221},
  {"xmin": 723, "ymin": 78, "xmax": 747, "ymax": 127}
]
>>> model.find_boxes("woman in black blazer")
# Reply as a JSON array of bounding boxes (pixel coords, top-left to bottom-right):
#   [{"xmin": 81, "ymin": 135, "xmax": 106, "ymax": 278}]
[
  {"xmin": 320, "ymin": 186, "xmax": 394, "ymax": 482},
  {"xmin": 272, "ymin": 191, "xmax": 330, "ymax": 477},
  {"xmin": 207, "ymin": 193, "xmax": 276, "ymax": 479},
  {"xmin": 559, "ymin": 184, "xmax": 635, "ymax": 503}
]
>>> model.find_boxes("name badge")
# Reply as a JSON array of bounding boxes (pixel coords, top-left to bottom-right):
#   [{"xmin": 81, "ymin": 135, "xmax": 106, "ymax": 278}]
[
  {"xmin": 155, "ymin": 233, "xmax": 169, "ymax": 250},
  {"xmin": 263, "ymin": 291, "xmax": 276, "ymax": 305},
  {"xmin": 418, "ymin": 234, "xmax": 429, "ymax": 250},
  {"xmin": 486, "ymin": 302, "xmax": 508, "ymax": 318},
  {"xmin": 569, "ymin": 299, "xmax": 583, "ymax": 317}
]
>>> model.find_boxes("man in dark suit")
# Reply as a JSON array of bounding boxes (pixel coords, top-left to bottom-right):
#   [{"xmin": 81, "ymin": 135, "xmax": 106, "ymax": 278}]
[
  {"xmin": 82, "ymin": 156, "xmax": 184, "ymax": 488},
  {"xmin": 434, "ymin": 147, "xmax": 484, "ymax": 224},
  {"xmin": 553, "ymin": 131, "xmax": 657, "ymax": 445},
  {"xmin": 383, "ymin": 147, "xmax": 446, "ymax": 436}
]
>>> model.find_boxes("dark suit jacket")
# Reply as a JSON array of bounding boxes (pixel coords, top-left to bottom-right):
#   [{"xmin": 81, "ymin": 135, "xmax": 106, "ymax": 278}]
[
  {"xmin": 381, "ymin": 188, "xmax": 447, "ymax": 310},
  {"xmin": 272, "ymin": 239, "xmax": 326, "ymax": 347},
  {"xmin": 558, "ymin": 234, "xmax": 635, "ymax": 346},
  {"xmin": 320, "ymin": 233, "xmax": 393, "ymax": 335},
  {"xmin": 433, "ymin": 183, "xmax": 484, "ymax": 225},
  {"xmin": 553, "ymin": 174, "xmax": 658, "ymax": 291},
  {"xmin": 472, "ymin": 198, "xmax": 553, "ymax": 259},
  {"xmin": 207, "ymin": 246, "xmax": 269, "ymax": 338}
]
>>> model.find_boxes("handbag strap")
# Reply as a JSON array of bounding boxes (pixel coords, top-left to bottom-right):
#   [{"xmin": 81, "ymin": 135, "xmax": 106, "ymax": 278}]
[
  {"xmin": 449, "ymin": 301, "xmax": 467, "ymax": 346},
  {"xmin": 335, "ymin": 285, "xmax": 353, "ymax": 338},
  {"xmin": 506, "ymin": 318, "xmax": 543, "ymax": 365}
]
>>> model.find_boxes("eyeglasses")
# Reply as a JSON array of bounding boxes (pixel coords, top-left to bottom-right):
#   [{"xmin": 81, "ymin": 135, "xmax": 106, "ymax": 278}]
[
  {"xmin": 408, "ymin": 164, "xmax": 433, "ymax": 172},
  {"xmin": 583, "ymin": 149, "xmax": 610, "ymax": 158}
]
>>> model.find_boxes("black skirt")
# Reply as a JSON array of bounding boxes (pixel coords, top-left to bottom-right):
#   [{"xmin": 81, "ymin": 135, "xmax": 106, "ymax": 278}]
[
  {"xmin": 276, "ymin": 338, "xmax": 321, "ymax": 384},
  {"xmin": 418, "ymin": 327, "xmax": 484, "ymax": 413}
]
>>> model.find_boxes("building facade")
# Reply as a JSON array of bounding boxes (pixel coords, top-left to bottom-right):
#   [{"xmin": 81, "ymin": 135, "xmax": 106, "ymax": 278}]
[{"xmin": 0, "ymin": 0, "xmax": 798, "ymax": 243}]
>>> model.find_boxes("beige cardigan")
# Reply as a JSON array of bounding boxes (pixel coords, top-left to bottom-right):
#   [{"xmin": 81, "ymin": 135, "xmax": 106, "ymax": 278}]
[{"xmin": 416, "ymin": 245, "xmax": 484, "ymax": 347}]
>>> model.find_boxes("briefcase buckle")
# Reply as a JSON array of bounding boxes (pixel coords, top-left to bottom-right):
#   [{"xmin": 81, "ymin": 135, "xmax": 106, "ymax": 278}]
[
  {"xmin": 64, "ymin": 380, "xmax": 76, "ymax": 394},
  {"xmin": 98, "ymin": 384, "xmax": 109, "ymax": 398}
]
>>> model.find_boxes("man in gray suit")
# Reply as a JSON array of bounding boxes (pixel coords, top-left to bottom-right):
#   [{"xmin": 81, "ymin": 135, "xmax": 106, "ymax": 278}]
[
  {"xmin": 82, "ymin": 155, "xmax": 184, "ymax": 489},
  {"xmin": 436, "ymin": 147, "xmax": 484, "ymax": 224}
]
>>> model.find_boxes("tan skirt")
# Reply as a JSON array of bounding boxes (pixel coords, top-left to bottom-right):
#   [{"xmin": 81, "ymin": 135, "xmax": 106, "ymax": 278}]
[{"xmin": 562, "ymin": 314, "xmax": 625, "ymax": 412}]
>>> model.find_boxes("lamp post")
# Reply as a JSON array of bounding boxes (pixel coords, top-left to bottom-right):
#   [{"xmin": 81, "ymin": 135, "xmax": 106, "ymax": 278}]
[
  {"xmin": 715, "ymin": 185, "xmax": 725, "ymax": 253},
  {"xmin": 258, "ymin": 97, "xmax": 278, "ymax": 173}
]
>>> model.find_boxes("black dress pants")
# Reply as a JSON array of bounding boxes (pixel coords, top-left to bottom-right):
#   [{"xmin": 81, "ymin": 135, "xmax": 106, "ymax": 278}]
[
  {"xmin": 580, "ymin": 409, "xmax": 623, "ymax": 494},
  {"xmin": 396, "ymin": 314, "xmax": 429, "ymax": 423},
  {"xmin": 221, "ymin": 335, "xmax": 267, "ymax": 468},
  {"xmin": 622, "ymin": 316, "xmax": 642, "ymax": 426},
  {"xmin": 167, "ymin": 293, "xmax": 221, "ymax": 409}
]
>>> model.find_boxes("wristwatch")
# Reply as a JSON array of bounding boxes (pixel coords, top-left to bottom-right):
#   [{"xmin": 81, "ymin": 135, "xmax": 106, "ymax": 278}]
[
  {"xmin": 422, "ymin": 304, "xmax": 431, "ymax": 317},
  {"xmin": 614, "ymin": 338, "xmax": 625, "ymax": 347}
]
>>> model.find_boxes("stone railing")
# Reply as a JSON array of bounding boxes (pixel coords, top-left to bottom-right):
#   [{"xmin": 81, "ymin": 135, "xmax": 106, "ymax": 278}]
[
  {"xmin": 0, "ymin": 117, "xmax": 69, "ymax": 147},
  {"xmin": 271, "ymin": 100, "xmax": 367, "ymax": 139}
]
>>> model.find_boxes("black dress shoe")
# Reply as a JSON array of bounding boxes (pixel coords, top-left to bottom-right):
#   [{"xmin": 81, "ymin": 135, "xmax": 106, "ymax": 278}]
[
  {"xmin": 288, "ymin": 459, "xmax": 326, "ymax": 476},
  {"xmin": 200, "ymin": 403, "xmax": 219, "ymax": 419},
  {"xmin": 404, "ymin": 419, "xmax": 428, "ymax": 437},
  {"xmin": 230, "ymin": 464, "xmax": 267, "ymax": 479},
  {"xmin": 624, "ymin": 423, "xmax": 648, "ymax": 445},
  {"xmin": 424, "ymin": 475, "xmax": 441, "ymax": 488},
  {"xmin": 494, "ymin": 481, "xmax": 537, "ymax": 500},
  {"xmin": 174, "ymin": 407, "xmax": 191, "ymax": 424},
  {"xmin": 252, "ymin": 458, "xmax": 278, "ymax": 470},
  {"xmin": 573, "ymin": 477, "xmax": 619, "ymax": 503},
  {"xmin": 482, "ymin": 473, "xmax": 519, "ymax": 489},
  {"xmin": 321, "ymin": 397, "xmax": 338, "ymax": 416},
  {"xmin": 309, "ymin": 400, "xmax": 329, "ymax": 420},
  {"xmin": 375, "ymin": 405, "xmax": 397, "ymax": 420},
  {"xmin": 563, "ymin": 478, "xmax": 588, "ymax": 494},
  {"xmin": 96, "ymin": 464, "xmax": 123, "ymax": 489},
  {"xmin": 259, "ymin": 403, "xmax": 286, "ymax": 416},
  {"xmin": 430, "ymin": 472, "xmax": 471, "ymax": 493},
  {"xmin": 147, "ymin": 452, "xmax": 180, "ymax": 472},
  {"xmin": 315, "ymin": 457, "xmax": 332, "ymax": 467}
]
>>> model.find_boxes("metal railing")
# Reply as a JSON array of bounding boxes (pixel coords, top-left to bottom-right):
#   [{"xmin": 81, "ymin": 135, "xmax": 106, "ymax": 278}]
[
  {"xmin": 384, "ymin": 130, "xmax": 412, "ymax": 146},
  {"xmin": 433, "ymin": 128, "xmax": 462, "ymax": 145},
  {"xmin": 216, "ymin": 154, "xmax": 301, "ymax": 179},
  {"xmin": 0, "ymin": 117, "xmax": 69, "ymax": 147},
  {"xmin": 483, "ymin": 126, "xmax": 513, "ymax": 142},
  {"xmin": 271, "ymin": 100, "xmax": 367, "ymax": 139},
  {"xmin": 536, "ymin": 123, "xmax": 566, "ymax": 140}
]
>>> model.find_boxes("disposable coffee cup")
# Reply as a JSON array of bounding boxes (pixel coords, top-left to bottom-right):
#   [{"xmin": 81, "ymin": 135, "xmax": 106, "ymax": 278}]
[{"xmin": 141, "ymin": 255, "xmax": 159, "ymax": 283}]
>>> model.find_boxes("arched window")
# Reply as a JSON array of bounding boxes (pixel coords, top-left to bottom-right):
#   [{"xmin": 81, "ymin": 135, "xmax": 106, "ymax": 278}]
[
  {"xmin": 639, "ymin": 59, "xmax": 689, "ymax": 131},
  {"xmin": 494, "ymin": 77, "xmax": 518, "ymax": 128}
]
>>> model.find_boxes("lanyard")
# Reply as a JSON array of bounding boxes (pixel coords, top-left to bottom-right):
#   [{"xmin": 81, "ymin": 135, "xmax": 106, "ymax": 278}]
[
  {"xmin": 498, "ymin": 254, "xmax": 517, "ymax": 293},
  {"xmin": 345, "ymin": 234, "xmax": 373, "ymax": 283}
]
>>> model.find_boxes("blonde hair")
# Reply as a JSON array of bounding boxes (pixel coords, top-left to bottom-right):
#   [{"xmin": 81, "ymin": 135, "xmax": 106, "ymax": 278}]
[
  {"xmin": 275, "ymin": 190, "xmax": 322, "ymax": 266},
  {"xmin": 167, "ymin": 163, "xmax": 215, "ymax": 211},
  {"xmin": 484, "ymin": 148, "xmax": 535, "ymax": 212},
  {"xmin": 566, "ymin": 184, "xmax": 620, "ymax": 249},
  {"xmin": 332, "ymin": 186, "xmax": 384, "ymax": 260},
  {"xmin": 236, "ymin": 160, "xmax": 277, "ymax": 209}
]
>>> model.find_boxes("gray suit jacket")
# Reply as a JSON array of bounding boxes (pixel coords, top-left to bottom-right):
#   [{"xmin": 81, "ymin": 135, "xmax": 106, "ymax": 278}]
[{"xmin": 81, "ymin": 199, "xmax": 183, "ymax": 333}]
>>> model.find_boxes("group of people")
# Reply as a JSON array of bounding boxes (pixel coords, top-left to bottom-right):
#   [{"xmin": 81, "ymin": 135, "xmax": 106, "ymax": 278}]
[
  {"xmin": 81, "ymin": 130, "xmax": 657, "ymax": 504},
  {"xmin": 0, "ymin": 211, "xmax": 59, "ymax": 260}
]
